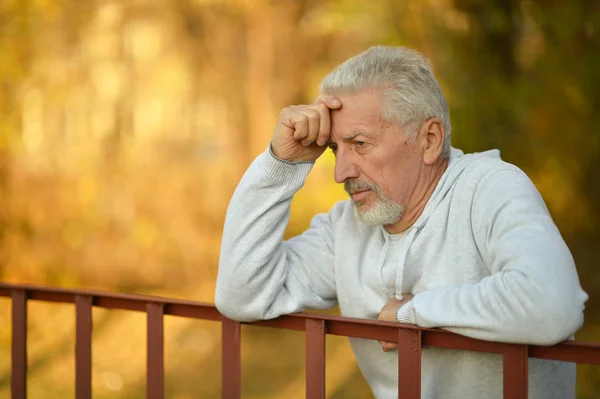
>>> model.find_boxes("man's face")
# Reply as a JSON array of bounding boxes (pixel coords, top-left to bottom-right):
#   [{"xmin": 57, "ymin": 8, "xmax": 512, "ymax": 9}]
[{"xmin": 328, "ymin": 89, "xmax": 423, "ymax": 226}]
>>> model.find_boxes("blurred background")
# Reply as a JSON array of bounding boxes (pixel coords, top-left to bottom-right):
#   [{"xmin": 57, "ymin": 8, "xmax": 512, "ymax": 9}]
[{"xmin": 0, "ymin": 0, "xmax": 598, "ymax": 397}]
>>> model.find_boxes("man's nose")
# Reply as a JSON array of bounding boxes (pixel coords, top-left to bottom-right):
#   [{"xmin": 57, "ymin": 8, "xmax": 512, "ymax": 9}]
[{"xmin": 334, "ymin": 150, "xmax": 359, "ymax": 184}]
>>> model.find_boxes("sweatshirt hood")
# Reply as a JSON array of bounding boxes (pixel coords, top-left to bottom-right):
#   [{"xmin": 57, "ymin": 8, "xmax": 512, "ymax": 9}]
[
  {"xmin": 386, "ymin": 146, "xmax": 502, "ymax": 300},
  {"xmin": 408, "ymin": 146, "xmax": 502, "ymax": 231}
]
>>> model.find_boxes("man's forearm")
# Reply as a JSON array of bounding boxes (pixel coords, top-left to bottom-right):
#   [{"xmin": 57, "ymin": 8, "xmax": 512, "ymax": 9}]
[
  {"xmin": 215, "ymin": 150, "xmax": 314, "ymax": 321},
  {"xmin": 407, "ymin": 267, "xmax": 586, "ymax": 345}
]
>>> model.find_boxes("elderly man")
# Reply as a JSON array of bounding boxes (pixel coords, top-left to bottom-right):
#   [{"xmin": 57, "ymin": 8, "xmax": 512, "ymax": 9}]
[{"xmin": 215, "ymin": 46, "xmax": 588, "ymax": 398}]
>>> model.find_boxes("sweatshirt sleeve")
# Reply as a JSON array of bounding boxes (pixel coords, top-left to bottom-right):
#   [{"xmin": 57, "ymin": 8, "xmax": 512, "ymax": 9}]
[
  {"xmin": 407, "ymin": 166, "xmax": 588, "ymax": 345},
  {"xmin": 215, "ymin": 149, "xmax": 338, "ymax": 322}
]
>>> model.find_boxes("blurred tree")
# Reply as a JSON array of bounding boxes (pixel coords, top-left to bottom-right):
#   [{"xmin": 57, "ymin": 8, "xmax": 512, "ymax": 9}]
[{"xmin": 0, "ymin": 0, "xmax": 34, "ymax": 277}]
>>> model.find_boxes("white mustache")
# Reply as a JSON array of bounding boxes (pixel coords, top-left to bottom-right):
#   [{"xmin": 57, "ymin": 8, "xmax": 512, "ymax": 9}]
[{"xmin": 345, "ymin": 180, "xmax": 381, "ymax": 196}]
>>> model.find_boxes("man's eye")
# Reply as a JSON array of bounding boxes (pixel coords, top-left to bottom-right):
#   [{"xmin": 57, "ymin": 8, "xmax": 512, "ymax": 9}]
[{"xmin": 355, "ymin": 141, "xmax": 366, "ymax": 147}]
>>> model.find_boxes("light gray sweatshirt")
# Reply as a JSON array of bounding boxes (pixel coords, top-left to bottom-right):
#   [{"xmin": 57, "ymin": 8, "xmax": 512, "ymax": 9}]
[{"xmin": 215, "ymin": 147, "xmax": 588, "ymax": 398}]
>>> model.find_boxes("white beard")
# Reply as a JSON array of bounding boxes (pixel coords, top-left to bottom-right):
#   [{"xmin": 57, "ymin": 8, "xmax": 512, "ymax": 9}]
[{"xmin": 352, "ymin": 194, "xmax": 404, "ymax": 226}]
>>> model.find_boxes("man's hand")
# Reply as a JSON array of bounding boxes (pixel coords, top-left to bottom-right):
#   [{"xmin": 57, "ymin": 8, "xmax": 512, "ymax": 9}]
[
  {"xmin": 271, "ymin": 95, "xmax": 342, "ymax": 163},
  {"xmin": 377, "ymin": 294, "xmax": 414, "ymax": 352}
]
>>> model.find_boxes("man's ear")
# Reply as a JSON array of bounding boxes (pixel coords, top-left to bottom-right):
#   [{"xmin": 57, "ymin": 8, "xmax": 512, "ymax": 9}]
[{"xmin": 420, "ymin": 117, "xmax": 445, "ymax": 165}]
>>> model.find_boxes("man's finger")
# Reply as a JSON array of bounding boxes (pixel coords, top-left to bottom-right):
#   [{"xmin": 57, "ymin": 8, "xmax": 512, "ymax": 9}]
[
  {"xmin": 314, "ymin": 103, "xmax": 331, "ymax": 146},
  {"xmin": 314, "ymin": 94, "xmax": 342, "ymax": 110},
  {"xmin": 380, "ymin": 340, "xmax": 398, "ymax": 352},
  {"xmin": 290, "ymin": 110, "xmax": 309, "ymax": 142},
  {"xmin": 384, "ymin": 342, "xmax": 398, "ymax": 352},
  {"xmin": 301, "ymin": 109, "xmax": 320, "ymax": 146}
]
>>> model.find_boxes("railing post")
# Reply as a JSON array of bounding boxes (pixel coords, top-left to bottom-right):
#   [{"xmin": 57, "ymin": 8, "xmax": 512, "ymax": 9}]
[
  {"xmin": 75, "ymin": 295, "xmax": 93, "ymax": 399},
  {"xmin": 503, "ymin": 344, "xmax": 528, "ymax": 399},
  {"xmin": 397, "ymin": 329, "xmax": 421, "ymax": 399},
  {"xmin": 147, "ymin": 303, "xmax": 165, "ymax": 399},
  {"xmin": 305, "ymin": 319, "xmax": 326, "ymax": 399},
  {"xmin": 11, "ymin": 290, "xmax": 27, "ymax": 399},
  {"xmin": 221, "ymin": 317, "xmax": 241, "ymax": 399}
]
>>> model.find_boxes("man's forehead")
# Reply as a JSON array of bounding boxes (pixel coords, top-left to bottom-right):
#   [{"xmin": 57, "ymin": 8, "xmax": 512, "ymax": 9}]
[
  {"xmin": 330, "ymin": 111, "xmax": 380, "ymax": 140},
  {"xmin": 330, "ymin": 96, "xmax": 382, "ymax": 123},
  {"xmin": 327, "ymin": 90, "xmax": 385, "ymax": 140},
  {"xmin": 329, "ymin": 126, "xmax": 372, "ymax": 143}
]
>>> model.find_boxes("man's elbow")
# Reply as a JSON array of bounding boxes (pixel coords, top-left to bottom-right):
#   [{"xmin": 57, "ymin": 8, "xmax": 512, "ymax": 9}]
[
  {"xmin": 215, "ymin": 291, "xmax": 262, "ymax": 322},
  {"xmin": 527, "ymin": 300, "xmax": 585, "ymax": 346}
]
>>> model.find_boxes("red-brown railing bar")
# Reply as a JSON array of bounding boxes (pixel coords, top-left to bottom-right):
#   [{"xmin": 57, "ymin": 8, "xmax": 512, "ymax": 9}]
[
  {"xmin": 326, "ymin": 320, "xmax": 406, "ymax": 342},
  {"xmin": 251, "ymin": 316, "xmax": 306, "ymax": 332},
  {"xmin": 2, "ymin": 284, "xmax": 600, "ymax": 359},
  {"xmin": 0, "ymin": 284, "xmax": 220, "ymax": 321},
  {"xmin": 11, "ymin": 289, "xmax": 27, "ymax": 399},
  {"xmin": 397, "ymin": 329, "xmax": 422, "ymax": 399},
  {"xmin": 305, "ymin": 319, "xmax": 326, "ymax": 399},
  {"xmin": 4, "ymin": 283, "xmax": 600, "ymax": 353},
  {"xmin": 529, "ymin": 341, "xmax": 600, "ymax": 365},
  {"xmin": 2, "ymin": 283, "xmax": 599, "ymax": 364},
  {"xmin": 502, "ymin": 344, "xmax": 528, "ymax": 399},
  {"xmin": 147, "ymin": 303, "xmax": 165, "ymax": 399},
  {"xmin": 75, "ymin": 295, "xmax": 93, "ymax": 399},
  {"xmin": 423, "ymin": 330, "xmax": 508, "ymax": 355},
  {"xmin": 163, "ymin": 303, "xmax": 221, "ymax": 321},
  {"xmin": 222, "ymin": 317, "xmax": 241, "ymax": 399}
]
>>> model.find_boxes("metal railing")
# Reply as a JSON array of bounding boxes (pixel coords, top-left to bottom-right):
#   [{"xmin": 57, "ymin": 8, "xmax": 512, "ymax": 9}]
[{"xmin": 1, "ymin": 282, "xmax": 599, "ymax": 399}]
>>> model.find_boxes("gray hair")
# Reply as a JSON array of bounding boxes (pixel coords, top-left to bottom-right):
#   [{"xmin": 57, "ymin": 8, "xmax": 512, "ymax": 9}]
[{"xmin": 319, "ymin": 46, "xmax": 451, "ymax": 158}]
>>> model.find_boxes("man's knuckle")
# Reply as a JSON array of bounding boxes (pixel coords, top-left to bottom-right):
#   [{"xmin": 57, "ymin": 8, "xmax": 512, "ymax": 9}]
[
  {"xmin": 292, "ymin": 114, "xmax": 302, "ymax": 124},
  {"xmin": 308, "ymin": 111, "xmax": 320, "ymax": 124}
]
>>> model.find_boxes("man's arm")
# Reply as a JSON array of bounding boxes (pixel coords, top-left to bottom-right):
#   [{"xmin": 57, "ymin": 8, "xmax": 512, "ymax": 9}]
[
  {"xmin": 215, "ymin": 150, "xmax": 339, "ymax": 321},
  {"xmin": 216, "ymin": 96, "xmax": 342, "ymax": 322},
  {"xmin": 396, "ymin": 166, "xmax": 588, "ymax": 345}
]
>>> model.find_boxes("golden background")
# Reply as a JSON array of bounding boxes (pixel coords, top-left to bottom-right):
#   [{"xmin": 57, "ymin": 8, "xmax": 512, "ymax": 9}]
[{"xmin": 0, "ymin": 0, "xmax": 598, "ymax": 397}]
